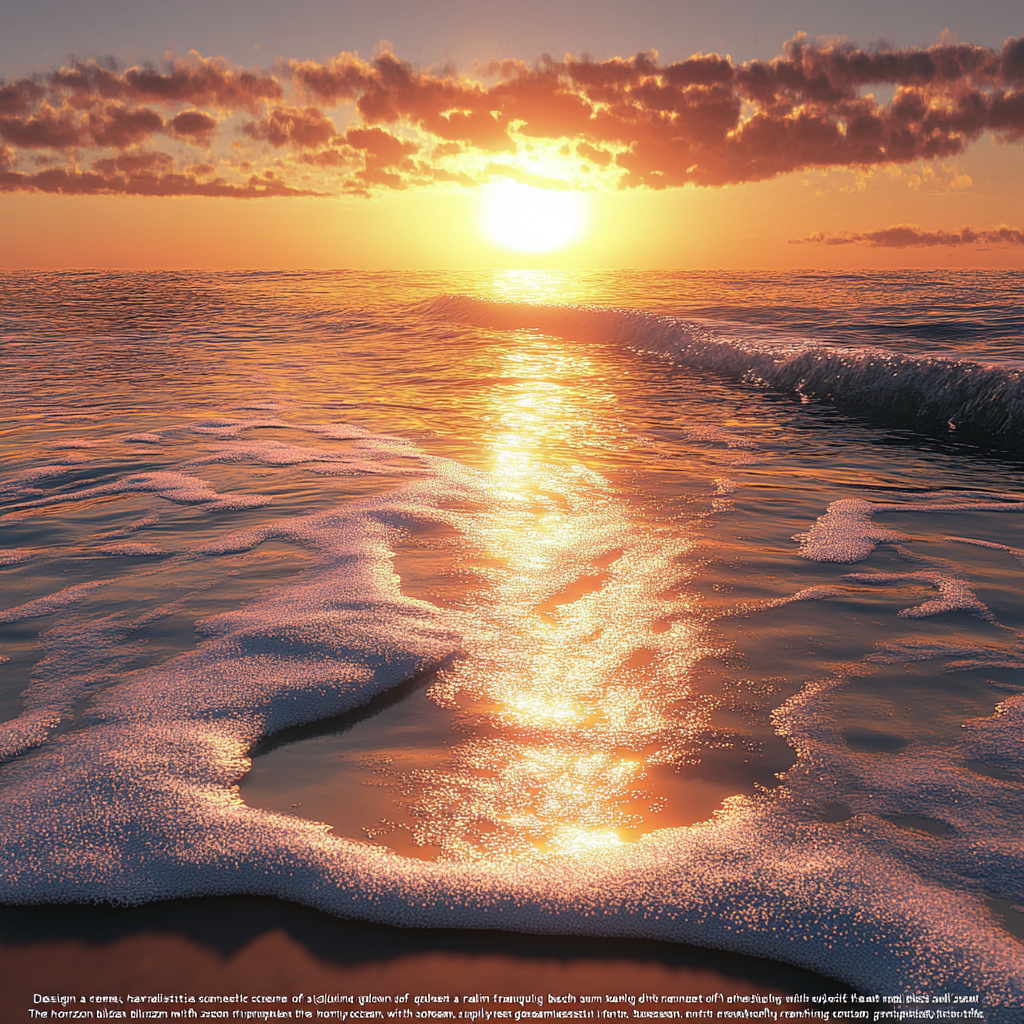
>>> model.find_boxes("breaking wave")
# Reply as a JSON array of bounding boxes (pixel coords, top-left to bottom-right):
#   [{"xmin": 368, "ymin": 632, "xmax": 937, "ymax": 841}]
[{"xmin": 424, "ymin": 296, "xmax": 1024, "ymax": 451}]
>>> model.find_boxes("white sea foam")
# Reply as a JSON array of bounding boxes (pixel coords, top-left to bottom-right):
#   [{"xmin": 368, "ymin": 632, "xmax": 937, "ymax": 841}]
[
  {"xmin": 0, "ymin": 455, "xmax": 94, "ymax": 499},
  {"xmin": 0, "ymin": 549, "xmax": 36, "ymax": 566},
  {"xmin": 186, "ymin": 439, "xmax": 424, "ymax": 477},
  {"xmin": 201, "ymin": 494, "xmax": 274, "ymax": 511},
  {"xmin": 795, "ymin": 499, "xmax": 911, "ymax": 563},
  {"xmin": 2, "ymin": 709, "xmax": 1022, "ymax": 1012},
  {"xmin": 0, "ymin": 709, "xmax": 62, "ymax": 762},
  {"xmin": 190, "ymin": 418, "xmax": 292, "ymax": 437},
  {"xmin": 796, "ymin": 497, "xmax": 1024, "ymax": 564},
  {"xmin": 740, "ymin": 571, "xmax": 996, "ymax": 621},
  {"xmin": 0, "ymin": 576, "xmax": 246, "ymax": 764},
  {"xmin": 97, "ymin": 542, "xmax": 167, "ymax": 557},
  {"xmin": 868, "ymin": 638, "xmax": 1024, "ymax": 672}
]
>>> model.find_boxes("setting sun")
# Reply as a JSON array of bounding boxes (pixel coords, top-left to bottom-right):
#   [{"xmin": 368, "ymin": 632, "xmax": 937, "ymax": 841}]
[{"xmin": 481, "ymin": 181, "xmax": 588, "ymax": 253}]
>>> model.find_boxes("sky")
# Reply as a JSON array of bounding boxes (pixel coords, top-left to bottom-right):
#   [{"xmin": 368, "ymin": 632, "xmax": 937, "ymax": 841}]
[{"xmin": 1, "ymin": 0, "xmax": 1022, "ymax": 269}]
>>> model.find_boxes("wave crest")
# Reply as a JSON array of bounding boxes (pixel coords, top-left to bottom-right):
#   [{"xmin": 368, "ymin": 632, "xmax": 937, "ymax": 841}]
[{"xmin": 425, "ymin": 296, "xmax": 1024, "ymax": 451}]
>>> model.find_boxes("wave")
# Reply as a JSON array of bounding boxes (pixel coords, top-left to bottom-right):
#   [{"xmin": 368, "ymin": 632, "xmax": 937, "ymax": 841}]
[
  {"xmin": 2, "ymin": 416, "xmax": 1023, "ymax": 1014},
  {"xmin": 424, "ymin": 296, "xmax": 1024, "ymax": 451}
]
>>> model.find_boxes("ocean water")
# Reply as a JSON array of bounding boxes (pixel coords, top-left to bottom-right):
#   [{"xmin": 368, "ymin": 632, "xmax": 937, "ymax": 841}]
[{"xmin": 1, "ymin": 269, "xmax": 1022, "ymax": 1011}]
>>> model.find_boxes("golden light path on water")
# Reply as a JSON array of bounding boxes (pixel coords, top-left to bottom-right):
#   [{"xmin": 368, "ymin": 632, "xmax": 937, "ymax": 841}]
[{"xmin": 373, "ymin": 331, "xmax": 716, "ymax": 862}]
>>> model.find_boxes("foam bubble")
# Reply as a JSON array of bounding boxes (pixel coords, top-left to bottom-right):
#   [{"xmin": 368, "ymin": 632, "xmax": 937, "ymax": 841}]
[{"xmin": 97, "ymin": 543, "xmax": 167, "ymax": 557}]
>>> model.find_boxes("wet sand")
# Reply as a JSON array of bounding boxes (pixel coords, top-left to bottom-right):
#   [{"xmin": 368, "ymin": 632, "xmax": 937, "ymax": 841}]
[{"xmin": 0, "ymin": 896, "xmax": 852, "ymax": 1024}]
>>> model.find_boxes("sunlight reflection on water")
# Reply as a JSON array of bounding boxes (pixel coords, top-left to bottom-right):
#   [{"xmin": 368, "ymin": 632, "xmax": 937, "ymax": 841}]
[{"xmin": 358, "ymin": 336, "xmax": 712, "ymax": 862}]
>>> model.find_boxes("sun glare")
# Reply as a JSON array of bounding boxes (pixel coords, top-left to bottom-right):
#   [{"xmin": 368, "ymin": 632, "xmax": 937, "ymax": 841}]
[{"xmin": 482, "ymin": 181, "xmax": 588, "ymax": 254}]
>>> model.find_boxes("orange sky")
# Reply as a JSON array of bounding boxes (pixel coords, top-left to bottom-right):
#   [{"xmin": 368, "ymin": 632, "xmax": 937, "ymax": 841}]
[{"xmin": 1, "ymin": 36, "xmax": 1022, "ymax": 268}]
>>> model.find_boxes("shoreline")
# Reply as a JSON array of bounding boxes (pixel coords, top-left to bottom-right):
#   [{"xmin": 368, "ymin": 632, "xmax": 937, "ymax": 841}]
[{"xmin": 0, "ymin": 895, "xmax": 853, "ymax": 1022}]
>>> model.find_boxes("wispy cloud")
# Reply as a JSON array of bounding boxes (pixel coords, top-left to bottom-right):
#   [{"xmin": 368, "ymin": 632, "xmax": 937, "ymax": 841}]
[
  {"xmin": 791, "ymin": 224, "xmax": 1024, "ymax": 247},
  {"xmin": 0, "ymin": 35, "xmax": 1022, "ymax": 197}
]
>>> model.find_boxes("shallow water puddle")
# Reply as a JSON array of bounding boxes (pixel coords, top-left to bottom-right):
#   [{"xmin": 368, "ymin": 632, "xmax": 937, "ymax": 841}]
[{"xmin": 241, "ymin": 666, "xmax": 778, "ymax": 860}]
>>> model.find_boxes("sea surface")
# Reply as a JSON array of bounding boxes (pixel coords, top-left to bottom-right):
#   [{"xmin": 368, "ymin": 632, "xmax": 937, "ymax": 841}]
[{"xmin": 1, "ymin": 269, "xmax": 1022, "ymax": 1012}]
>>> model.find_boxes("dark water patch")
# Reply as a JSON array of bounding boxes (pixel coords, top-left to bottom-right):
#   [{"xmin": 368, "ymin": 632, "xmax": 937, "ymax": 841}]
[
  {"xmin": 984, "ymin": 897, "xmax": 1024, "ymax": 942},
  {"xmin": 820, "ymin": 802, "xmax": 853, "ymax": 823},
  {"xmin": 879, "ymin": 814, "xmax": 952, "ymax": 837},
  {"xmin": 841, "ymin": 728, "xmax": 911, "ymax": 752},
  {"xmin": 829, "ymin": 664, "xmax": 1020, "ymax": 753},
  {"xmin": 535, "ymin": 570, "xmax": 611, "ymax": 616},
  {"xmin": 248, "ymin": 665, "xmax": 448, "ymax": 758},
  {"xmin": 966, "ymin": 761, "xmax": 1024, "ymax": 784}
]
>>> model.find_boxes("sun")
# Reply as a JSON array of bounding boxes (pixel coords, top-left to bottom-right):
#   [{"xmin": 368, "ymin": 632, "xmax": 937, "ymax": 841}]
[{"xmin": 482, "ymin": 180, "xmax": 588, "ymax": 254}]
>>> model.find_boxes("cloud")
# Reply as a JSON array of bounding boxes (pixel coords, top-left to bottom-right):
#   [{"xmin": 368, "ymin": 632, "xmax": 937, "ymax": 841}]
[
  {"xmin": 87, "ymin": 104, "xmax": 164, "ymax": 148},
  {"xmin": 344, "ymin": 126, "xmax": 418, "ymax": 186},
  {"xmin": 166, "ymin": 109, "xmax": 218, "ymax": 145},
  {"xmin": 48, "ymin": 54, "xmax": 282, "ymax": 112},
  {"xmin": 287, "ymin": 37, "xmax": 1024, "ymax": 187},
  {"xmin": 577, "ymin": 142, "xmax": 612, "ymax": 166},
  {"xmin": 0, "ymin": 35, "xmax": 1022, "ymax": 196},
  {"xmin": 299, "ymin": 148, "xmax": 349, "ymax": 168},
  {"xmin": 482, "ymin": 162, "xmax": 573, "ymax": 190},
  {"xmin": 0, "ymin": 165, "xmax": 322, "ymax": 197},
  {"xmin": 291, "ymin": 52, "xmax": 517, "ymax": 151},
  {"xmin": 791, "ymin": 223, "xmax": 1024, "ymax": 247},
  {"xmin": 241, "ymin": 105, "xmax": 336, "ymax": 147},
  {"xmin": 91, "ymin": 150, "xmax": 176, "ymax": 175},
  {"xmin": 0, "ymin": 103, "xmax": 83, "ymax": 149},
  {"xmin": 344, "ymin": 125, "xmax": 416, "ymax": 159},
  {"xmin": 0, "ymin": 79, "xmax": 45, "ymax": 117}
]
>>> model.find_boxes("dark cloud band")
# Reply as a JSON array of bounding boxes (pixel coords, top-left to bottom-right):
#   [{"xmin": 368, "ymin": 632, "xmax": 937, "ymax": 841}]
[
  {"xmin": 1, "ymin": 36, "xmax": 1022, "ymax": 197},
  {"xmin": 791, "ymin": 225, "xmax": 1024, "ymax": 247}
]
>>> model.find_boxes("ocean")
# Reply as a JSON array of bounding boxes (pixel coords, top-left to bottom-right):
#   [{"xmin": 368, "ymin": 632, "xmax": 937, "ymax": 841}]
[{"xmin": 1, "ymin": 269, "xmax": 1022, "ymax": 1015}]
